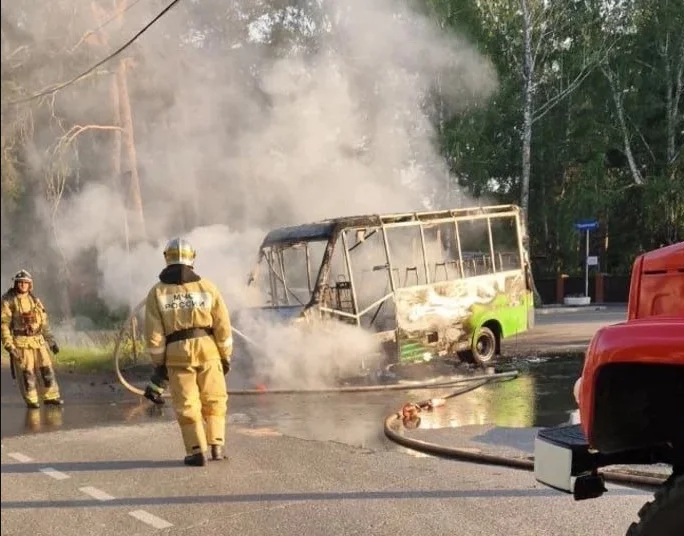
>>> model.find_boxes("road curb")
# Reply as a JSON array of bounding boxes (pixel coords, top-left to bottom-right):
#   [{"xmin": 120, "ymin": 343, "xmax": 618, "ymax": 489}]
[{"xmin": 536, "ymin": 306, "xmax": 608, "ymax": 314}]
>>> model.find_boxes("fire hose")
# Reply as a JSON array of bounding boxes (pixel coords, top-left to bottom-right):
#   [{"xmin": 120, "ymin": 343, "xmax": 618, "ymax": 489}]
[
  {"xmin": 383, "ymin": 387, "xmax": 667, "ymax": 490},
  {"xmin": 113, "ymin": 301, "xmax": 666, "ymax": 489},
  {"xmin": 113, "ymin": 300, "xmax": 518, "ymax": 396}
]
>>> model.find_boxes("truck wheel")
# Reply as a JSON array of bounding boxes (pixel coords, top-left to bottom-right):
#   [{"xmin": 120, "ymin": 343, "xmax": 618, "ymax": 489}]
[
  {"xmin": 471, "ymin": 326, "xmax": 497, "ymax": 366},
  {"xmin": 626, "ymin": 474, "xmax": 684, "ymax": 536}
]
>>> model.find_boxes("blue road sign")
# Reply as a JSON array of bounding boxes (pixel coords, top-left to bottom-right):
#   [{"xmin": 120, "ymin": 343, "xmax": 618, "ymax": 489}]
[{"xmin": 574, "ymin": 220, "xmax": 599, "ymax": 231}]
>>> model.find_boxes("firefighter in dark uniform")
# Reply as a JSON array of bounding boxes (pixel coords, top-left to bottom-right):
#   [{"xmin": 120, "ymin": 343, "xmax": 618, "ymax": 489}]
[
  {"xmin": 143, "ymin": 238, "xmax": 233, "ymax": 466},
  {"xmin": 1, "ymin": 270, "xmax": 63, "ymax": 409}
]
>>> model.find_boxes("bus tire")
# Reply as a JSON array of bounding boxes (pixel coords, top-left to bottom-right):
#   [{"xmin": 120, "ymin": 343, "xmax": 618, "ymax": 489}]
[
  {"xmin": 471, "ymin": 326, "xmax": 497, "ymax": 366},
  {"xmin": 626, "ymin": 474, "xmax": 684, "ymax": 536}
]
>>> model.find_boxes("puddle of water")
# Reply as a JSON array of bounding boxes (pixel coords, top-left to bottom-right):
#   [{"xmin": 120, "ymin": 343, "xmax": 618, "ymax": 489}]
[
  {"xmin": 408, "ymin": 354, "xmax": 584, "ymax": 431},
  {"xmin": 1, "ymin": 355, "xmax": 584, "ymax": 451},
  {"xmin": 0, "ymin": 399, "xmax": 175, "ymax": 438}
]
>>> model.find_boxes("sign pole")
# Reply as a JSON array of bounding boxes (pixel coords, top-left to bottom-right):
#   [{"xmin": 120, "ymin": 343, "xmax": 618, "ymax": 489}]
[
  {"xmin": 585, "ymin": 229, "xmax": 590, "ymax": 298},
  {"xmin": 574, "ymin": 219, "xmax": 598, "ymax": 302}
]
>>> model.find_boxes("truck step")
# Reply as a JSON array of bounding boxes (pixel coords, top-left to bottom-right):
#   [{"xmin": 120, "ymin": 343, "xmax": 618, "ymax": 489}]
[{"xmin": 537, "ymin": 424, "xmax": 589, "ymax": 450}]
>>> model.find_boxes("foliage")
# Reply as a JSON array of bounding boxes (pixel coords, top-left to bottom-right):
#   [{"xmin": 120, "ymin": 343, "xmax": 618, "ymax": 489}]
[
  {"xmin": 69, "ymin": 294, "xmax": 130, "ymax": 329},
  {"xmin": 434, "ymin": 0, "xmax": 683, "ymax": 275},
  {"xmin": 1, "ymin": 0, "xmax": 681, "ymax": 327}
]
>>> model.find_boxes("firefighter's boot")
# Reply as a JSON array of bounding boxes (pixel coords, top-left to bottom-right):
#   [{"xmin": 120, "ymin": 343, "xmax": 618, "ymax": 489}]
[
  {"xmin": 210, "ymin": 445, "xmax": 226, "ymax": 461},
  {"xmin": 183, "ymin": 452, "xmax": 207, "ymax": 467}
]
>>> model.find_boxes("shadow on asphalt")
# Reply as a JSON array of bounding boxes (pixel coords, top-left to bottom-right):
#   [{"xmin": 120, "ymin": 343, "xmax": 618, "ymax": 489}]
[
  {"xmin": 1, "ymin": 460, "xmax": 182, "ymax": 473},
  {"xmin": 0, "ymin": 486, "xmax": 645, "ymax": 510}
]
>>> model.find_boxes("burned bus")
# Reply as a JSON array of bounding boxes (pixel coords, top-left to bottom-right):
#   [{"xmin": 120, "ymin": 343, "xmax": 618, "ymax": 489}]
[{"xmin": 234, "ymin": 204, "xmax": 535, "ymax": 373}]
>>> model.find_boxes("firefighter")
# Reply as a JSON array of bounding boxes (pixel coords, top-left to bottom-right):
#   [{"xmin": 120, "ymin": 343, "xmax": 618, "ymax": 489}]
[
  {"xmin": 1, "ymin": 270, "xmax": 63, "ymax": 409},
  {"xmin": 143, "ymin": 238, "xmax": 233, "ymax": 467}
]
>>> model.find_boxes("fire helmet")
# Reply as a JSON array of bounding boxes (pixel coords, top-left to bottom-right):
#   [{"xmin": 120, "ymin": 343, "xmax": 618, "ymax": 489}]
[
  {"xmin": 13, "ymin": 270, "xmax": 33, "ymax": 284},
  {"xmin": 163, "ymin": 238, "xmax": 196, "ymax": 267},
  {"xmin": 12, "ymin": 270, "xmax": 33, "ymax": 291}
]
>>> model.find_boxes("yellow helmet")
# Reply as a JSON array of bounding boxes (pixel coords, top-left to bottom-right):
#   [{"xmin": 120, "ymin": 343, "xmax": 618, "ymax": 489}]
[{"xmin": 163, "ymin": 238, "xmax": 196, "ymax": 267}]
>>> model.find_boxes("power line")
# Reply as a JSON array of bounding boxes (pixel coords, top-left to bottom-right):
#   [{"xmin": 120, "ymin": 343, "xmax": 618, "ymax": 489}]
[
  {"xmin": 88, "ymin": 0, "xmax": 149, "ymax": 37},
  {"xmin": 6, "ymin": 0, "xmax": 182, "ymax": 106}
]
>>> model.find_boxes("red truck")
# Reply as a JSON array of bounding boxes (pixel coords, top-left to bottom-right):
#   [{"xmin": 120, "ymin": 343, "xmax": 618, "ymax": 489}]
[{"xmin": 534, "ymin": 241, "xmax": 684, "ymax": 535}]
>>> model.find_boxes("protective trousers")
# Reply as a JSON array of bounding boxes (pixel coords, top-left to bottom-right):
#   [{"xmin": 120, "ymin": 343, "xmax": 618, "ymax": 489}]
[
  {"xmin": 168, "ymin": 361, "xmax": 228, "ymax": 456},
  {"xmin": 11, "ymin": 347, "xmax": 61, "ymax": 407}
]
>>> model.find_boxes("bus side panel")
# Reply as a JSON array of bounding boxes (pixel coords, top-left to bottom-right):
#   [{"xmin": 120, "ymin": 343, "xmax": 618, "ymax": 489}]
[{"xmin": 393, "ymin": 271, "xmax": 531, "ymax": 363}]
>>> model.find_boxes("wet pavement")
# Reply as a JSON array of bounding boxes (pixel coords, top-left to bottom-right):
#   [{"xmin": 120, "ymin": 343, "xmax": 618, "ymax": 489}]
[
  {"xmin": 1, "ymin": 355, "xmax": 583, "ymax": 450},
  {"xmin": 2, "ymin": 306, "xmax": 669, "ymax": 536},
  {"xmin": 0, "ymin": 307, "xmax": 621, "ymax": 451},
  {"xmin": 1, "ymin": 415, "xmax": 652, "ymax": 536}
]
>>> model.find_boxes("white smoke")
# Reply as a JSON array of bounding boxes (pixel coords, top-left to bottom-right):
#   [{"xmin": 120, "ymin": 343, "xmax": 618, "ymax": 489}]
[{"xmin": 4, "ymin": 0, "xmax": 498, "ymax": 388}]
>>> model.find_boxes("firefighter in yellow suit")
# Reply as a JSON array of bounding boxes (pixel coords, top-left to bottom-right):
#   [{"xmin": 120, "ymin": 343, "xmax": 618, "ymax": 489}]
[
  {"xmin": 1, "ymin": 270, "xmax": 63, "ymax": 409},
  {"xmin": 143, "ymin": 238, "xmax": 233, "ymax": 466}
]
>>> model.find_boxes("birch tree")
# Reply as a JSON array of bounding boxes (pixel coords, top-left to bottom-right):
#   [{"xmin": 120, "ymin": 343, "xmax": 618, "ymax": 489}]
[
  {"xmin": 475, "ymin": 0, "xmax": 614, "ymax": 230},
  {"xmin": 599, "ymin": 0, "xmax": 684, "ymax": 242}
]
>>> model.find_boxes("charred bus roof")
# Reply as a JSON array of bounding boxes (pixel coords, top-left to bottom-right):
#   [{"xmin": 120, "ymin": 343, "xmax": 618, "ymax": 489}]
[
  {"xmin": 261, "ymin": 222, "xmax": 336, "ymax": 247},
  {"xmin": 260, "ymin": 204, "xmax": 522, "ymax": 247}
]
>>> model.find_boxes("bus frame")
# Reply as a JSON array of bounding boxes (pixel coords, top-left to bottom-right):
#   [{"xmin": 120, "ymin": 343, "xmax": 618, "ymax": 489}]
[{"xmin": 240, "ymin": 204, "xmax": 535, "ymax": 367}]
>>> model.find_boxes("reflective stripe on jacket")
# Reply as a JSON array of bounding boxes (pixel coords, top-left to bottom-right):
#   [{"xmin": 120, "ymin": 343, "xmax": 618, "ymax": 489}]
[
  {"xmin": 144, "ymin": 276, "xmax": 232, "ymax": 368},
  {"xmin": 1, "ymin": 291, "xmax": 55, "ymax": 350}
]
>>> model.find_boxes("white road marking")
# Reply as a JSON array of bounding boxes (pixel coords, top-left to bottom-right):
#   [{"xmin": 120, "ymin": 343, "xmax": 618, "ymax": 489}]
[
  {"xmin": 7, "ymin": 452, "xmax": 33, "ymax": 462},
  {"xmin": 79, "ymin": 486, "xmax": 115, "ymax": 502},
  {"xmin": 39, "ymin": 467, "xmax": 70, "ymax": 480},
  {"xmin": 129, "ymin": 510, "xmax": 173, "ymax": 529}
]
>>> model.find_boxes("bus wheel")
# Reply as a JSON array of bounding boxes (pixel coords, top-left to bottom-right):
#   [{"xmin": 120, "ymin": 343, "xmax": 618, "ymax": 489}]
[{"xmin": 471, "ymin": 327, "xmax": 496, "ymax": 365}]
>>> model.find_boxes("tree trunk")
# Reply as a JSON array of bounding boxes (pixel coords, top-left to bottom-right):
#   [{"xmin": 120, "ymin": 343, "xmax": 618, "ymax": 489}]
[
  {"xmin": 603, "ymin": 67, "xmax": 644, "ymax": 185},
  {"xmin": 116, "ymin": 59, "xmax": 146, "ymax": 241},
  {"xmin": 108, "ymin": 61, "xmax": 133, "ymax": 251},
  {"xmin": 664, "ymin": 34, "xmax": 683, "ymax": 242},
  {"xmin": 520, "ymin": 0, "xmax": 543, "ymax": 306},
  {"xmin": 520, "ymin": 0, "xmax": 534, "ymax": 231}
]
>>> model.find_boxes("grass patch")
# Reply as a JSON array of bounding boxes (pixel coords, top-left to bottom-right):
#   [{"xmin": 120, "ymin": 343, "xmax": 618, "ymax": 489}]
[
  {"xmin": 53, "ymin": 346, "xmax": 116, "ymax": 374},
  {"xmin": 54, "ymin": 339, "xmax": 149, "ymax": 374},
  {"xmin": 1, "ymin": 338, "xmax": 147, "ymax": 375}
]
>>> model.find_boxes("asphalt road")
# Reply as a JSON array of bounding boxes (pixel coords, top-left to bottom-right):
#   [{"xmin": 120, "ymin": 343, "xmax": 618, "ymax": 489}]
[
  {"xmin": 1, "ymin": 419, "xmax": 651, "ymax": 536},
  {"xmin": 2, "ymin": 305, "xmax": 653, "ymax": 536},
  {"xmin": 504, "ymin": 306, "xmax": 627, "ymax": 354}
]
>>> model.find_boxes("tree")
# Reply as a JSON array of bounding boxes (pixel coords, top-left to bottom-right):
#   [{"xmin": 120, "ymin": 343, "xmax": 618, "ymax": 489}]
[
  {"xmin": 472, "ymin": 0, "xmax": 614, "ymax": 229},
  {"xmin": 599, "ymin": 0, "xmax": 684, "ymax": 243}
]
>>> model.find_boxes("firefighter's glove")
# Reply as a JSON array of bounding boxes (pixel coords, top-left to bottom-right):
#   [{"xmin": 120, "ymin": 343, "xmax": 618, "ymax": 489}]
[
  {"xmin": 7, "ymin": 347, "xmax": 19, "ymax": 361},
  {"xmin": 50, "ymin": 343, "xmax": 60, "ymax": 355},
  {"xmin": 144, "ymin": 382, "xmax": 165, "ymax": 406},
  {"xmin": 150, "ymin": 365, "xmax": 168, "ymax": 385},
  {"xmin": 221, "ymin": 359, "xmax": 230, "ymax": 375},
  {"xmin": 144, "ymin": 365, "xmax": 168, "ymax": 406}
]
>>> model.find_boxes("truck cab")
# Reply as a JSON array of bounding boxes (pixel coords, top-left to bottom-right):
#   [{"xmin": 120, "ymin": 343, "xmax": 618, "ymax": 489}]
[{"xmin": 533, "ymin": 242, "xmax": 684, "ymax": 535}]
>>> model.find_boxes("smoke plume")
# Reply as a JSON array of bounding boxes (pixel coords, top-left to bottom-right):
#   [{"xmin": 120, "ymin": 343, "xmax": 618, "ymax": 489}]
[{"xmin": 1, "ymin": 0, "xmax": 497, "ymax": 388}]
